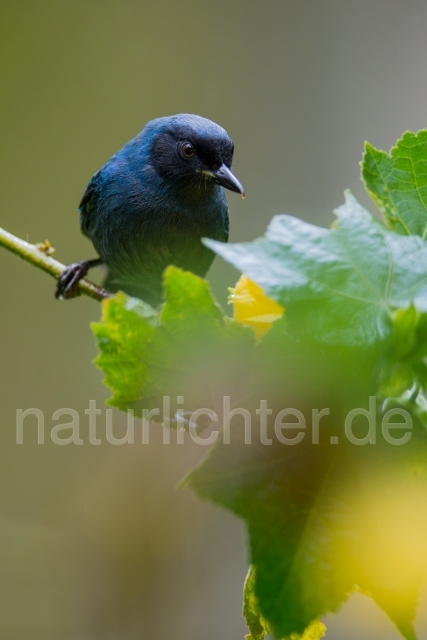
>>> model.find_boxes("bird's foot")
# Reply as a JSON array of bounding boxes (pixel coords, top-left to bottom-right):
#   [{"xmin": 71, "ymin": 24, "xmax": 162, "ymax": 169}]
[{"xmin": 55, "ymin": 260, "xmax": 91, "ymax": 300}]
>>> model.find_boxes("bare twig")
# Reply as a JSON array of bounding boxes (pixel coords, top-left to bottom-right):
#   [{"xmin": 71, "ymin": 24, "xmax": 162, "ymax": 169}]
[{"xmin": 0, "ymin": 226, "xmax": 110, "ymax": 302}]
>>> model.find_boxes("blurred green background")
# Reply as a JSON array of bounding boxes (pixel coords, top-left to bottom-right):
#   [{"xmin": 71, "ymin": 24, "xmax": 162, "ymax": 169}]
[{"xmin": 1, "ymin": 1, "xmax": 427, "ymax": 638}]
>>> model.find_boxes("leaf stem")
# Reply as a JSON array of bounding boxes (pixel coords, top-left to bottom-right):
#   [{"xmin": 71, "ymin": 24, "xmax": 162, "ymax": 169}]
[{"xmin": 0, "ymin": 226, "xmax": 110, "ymax": 302}]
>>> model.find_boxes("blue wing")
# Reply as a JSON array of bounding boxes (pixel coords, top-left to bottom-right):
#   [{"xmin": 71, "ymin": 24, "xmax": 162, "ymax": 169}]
[{"xmin": 79, "ymin": 174, "xmax": 100, "ymax": 238}]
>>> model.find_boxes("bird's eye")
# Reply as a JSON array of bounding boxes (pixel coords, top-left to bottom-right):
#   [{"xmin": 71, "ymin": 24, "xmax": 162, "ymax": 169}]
[{"xmin": 180, "ymin": 142, "xmax": 196, "ymax": 159}]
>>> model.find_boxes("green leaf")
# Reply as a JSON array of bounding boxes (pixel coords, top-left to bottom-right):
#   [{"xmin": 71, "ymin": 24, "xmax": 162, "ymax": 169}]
[
  {"xmin": 204, "ymin": 192, "xmax": 427, "ymax": 345},
  {"xmin": 362, "ymin": 130, "xmax": 427, "ymax": 237},
  {"xmin": 92, "ymin": 266, "xmax": 256, "ymax": 416}
]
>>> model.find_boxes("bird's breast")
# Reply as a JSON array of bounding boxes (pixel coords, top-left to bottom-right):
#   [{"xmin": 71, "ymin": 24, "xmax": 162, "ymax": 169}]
[{"xmin": 91, "ymin": 188, "xmax": 228, "ymax": 288}]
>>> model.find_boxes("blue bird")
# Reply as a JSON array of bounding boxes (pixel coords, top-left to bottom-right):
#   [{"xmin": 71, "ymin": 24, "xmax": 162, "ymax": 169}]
[{"xmin": 56, "ymin": 114, "xmax": 244, "ymax": 305}]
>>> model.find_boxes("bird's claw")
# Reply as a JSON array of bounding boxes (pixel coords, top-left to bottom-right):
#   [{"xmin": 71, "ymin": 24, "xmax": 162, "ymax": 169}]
[{"xmin": 55, "ymin": 261, "xmax": 90, "ymax": 300}]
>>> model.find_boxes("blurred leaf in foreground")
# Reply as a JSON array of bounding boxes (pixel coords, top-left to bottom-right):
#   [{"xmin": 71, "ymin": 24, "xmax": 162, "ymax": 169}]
[
  {"xmin": 185, "ymin": 401, "xmax": 427, "ymax": 640},
  {"xmin": 92, "ymin": 266, "xmax": 256, "ymax": 417}
]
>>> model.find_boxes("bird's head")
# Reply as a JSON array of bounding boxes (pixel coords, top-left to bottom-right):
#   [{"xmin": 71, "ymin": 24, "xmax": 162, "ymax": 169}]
[{"xmin": 144, "ymin": 114, "xmax": 244, "ymax": 197}]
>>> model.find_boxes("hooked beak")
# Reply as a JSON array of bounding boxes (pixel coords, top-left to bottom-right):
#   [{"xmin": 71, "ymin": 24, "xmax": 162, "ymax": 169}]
[{"xmin": 203, "ymin": 164, "xmax": 245, "ymax": 197}]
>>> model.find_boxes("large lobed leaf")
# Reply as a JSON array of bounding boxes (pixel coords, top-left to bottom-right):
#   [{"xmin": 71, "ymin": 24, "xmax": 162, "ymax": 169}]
[{"xmin": 205, "ymin": 192, "xmax": 427, "ymax": 346}]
